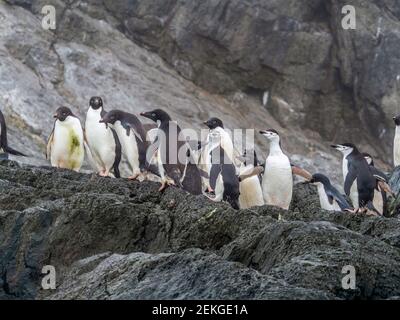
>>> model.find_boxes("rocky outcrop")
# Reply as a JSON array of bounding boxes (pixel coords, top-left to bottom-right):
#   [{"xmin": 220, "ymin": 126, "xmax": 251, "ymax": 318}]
[
  {"xmin": 102, "ymin": 0, "xmax": 400, "ymax": 164},
  {"xmin": 1, "ymin": 160, "xmax": 400, "ymax": 300}
]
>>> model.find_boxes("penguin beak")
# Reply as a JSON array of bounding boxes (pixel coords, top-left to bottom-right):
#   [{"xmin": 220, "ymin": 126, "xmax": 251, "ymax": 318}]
[
  {"xmin": 99, "ymin": 119, "xmax": 104, "ymax": 123},
  {"xmin": 53, "ymin": 113, "xmax": 58, "ymax": 119},
  {"xmin": 330, "ymin": 144, "xmax": 339, "ymax": 149},
  {"xmin": 259, "ymin": 130, "xmax": 268, "ymax": 135}
]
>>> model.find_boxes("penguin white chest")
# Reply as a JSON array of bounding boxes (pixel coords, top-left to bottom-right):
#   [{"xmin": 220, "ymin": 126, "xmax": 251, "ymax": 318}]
[
  {"xmin": 239, "ymin": 175, "xmax": 264, "ymax": 209},
  {"xmin": 51, "ymin": 118, "xmax": 84, "ymax": 171},
  {"xmin": 114, "ymin": 121, "xmax": 140, "ymax": 174},
  {"xmin": 85, "ymin": 109, "xmax": 116, "ymax": 170},
  {"xmin": 373, "ymin": 190, "xmax": 384, "ymax": 215},
  {"xmin": 342, "ymin": 157, "xmax": 359, "ymax": 209},
  {"xmin": 262, "ymin": 154, "xmax": 293, "ymax": 210},
  {"xmin": 394, "ymin": 128, "xmax": 400, "ymax": 167},
  {"xmin": 316, "ymin": 184, "xmax": 340, "ymax": 211}
]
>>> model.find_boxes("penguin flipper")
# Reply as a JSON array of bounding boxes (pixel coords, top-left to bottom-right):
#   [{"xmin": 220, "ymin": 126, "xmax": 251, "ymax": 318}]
[
  {"xmin": 46, "ymin": 129, "xmax": 54, "ymax": 160},
  {"xmin": 326, "ymin": 187, "xmax": 352, "ymax": 211},
  {"xmin": 4, "ymin": 146, "xmax": 26, "ymax": 157},
  {"xmin": 344, "ymin": 168, "xmax": 357, "ymax": 196},
  {"xmin": 369, "ymin": 166, "xmax": 388, "ymax": 182},
  {"xmin": 239, "ymin": 166, "xmax": 264, "ymax": 182},
  {"xmin": 209, "ymin": 164, "xmax": 221, "ymax": 191},
  {"xmin": 83, "ymin": 137, "xmax": 99, "ymax": 172},
  {"xmin": 377, "ymin": 180, "xmax": 395, "ymax": 197},
  {"xmin": 291, "ymin": 165, "xmax": 312, "ymax": 180},
  {"xmin": 121, "ymin": 118, "xmax": 146, "ymax": 143}
]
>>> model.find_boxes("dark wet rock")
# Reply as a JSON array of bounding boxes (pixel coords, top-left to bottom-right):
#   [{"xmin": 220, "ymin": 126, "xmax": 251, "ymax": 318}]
[
  {"xmin": 1, "ymin": 160, "xmax": 400, "ymax": 300},
  {"xmin": 45, "ymin": 249, "xmax": 333, "ymax": 300}
]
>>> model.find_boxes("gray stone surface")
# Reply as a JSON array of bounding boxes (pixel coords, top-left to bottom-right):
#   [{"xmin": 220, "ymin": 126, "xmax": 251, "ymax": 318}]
[{"xmin": 1, "ymin": 160, "xmax": 400, "ymax": 300}]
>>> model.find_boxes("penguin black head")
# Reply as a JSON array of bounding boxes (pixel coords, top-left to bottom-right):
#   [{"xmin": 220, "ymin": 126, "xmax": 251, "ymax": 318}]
[
  {"xmin": 259, "ymin": 129, "xmax": 279, "ymax": 139},
  {"xmin": 309, "ymin": 173, "xmax": 331, "ymax": 186},
  {"xmin": 140, "ymin": 109, "xmax": 171, "ymax": 123},
  {"xmin": 100, "ymin": 110, "xmax": 123, "ymax": 126},
  {"xmin": 393, "ymin": 115, "xmax": 400, "ymax": 126},
  {"xmin": 361, "ymin": 153, "xmax": 374, "ymax": 166},
  {"xmin": 204, "ymin": 117, "xmax": 224, "ymax": 130},
  {"xmin": 54, "ymin": 107, "xmax": 75, "ymax": 122},
  {"xmin": 331, "ymin": 143, "xmax": 357, "ymax": 155},
  {"xmin": 89, "ymin": 96, "xmax": 103, "ymax": 110}
]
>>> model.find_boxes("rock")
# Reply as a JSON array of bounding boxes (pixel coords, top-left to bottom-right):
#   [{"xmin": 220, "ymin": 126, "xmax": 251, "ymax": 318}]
[
  {"xmin": 2, "ymin": 160, "xmax": 400, "ymax": 299},
  {"xmin": 45, "ymin": 249, "xmax": 333, "ymax": 300},
  {"xmin": 1, "ymin": 0, "xmax": 399, "ymax": 177}
]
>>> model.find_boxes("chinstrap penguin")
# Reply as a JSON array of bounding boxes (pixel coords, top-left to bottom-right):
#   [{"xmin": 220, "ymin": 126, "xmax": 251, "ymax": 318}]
[
  {"xmin": 140, "ymin": 109, "xmax": 202, "ymax": 194},
  {"xmin": 331, "ymin": 143, "xmax": 377, "ymax": 213},
  {"xmin": 308, "ymin": 173, "xmax": 353, "ymax": 212},
  {"xmin": 260, "ymin": 129, "xmax": 293, "ymax": 210}
]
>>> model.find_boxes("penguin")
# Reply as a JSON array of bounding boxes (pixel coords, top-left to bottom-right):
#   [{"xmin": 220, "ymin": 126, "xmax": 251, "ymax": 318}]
[
  {"xmin": 331, "ymin": 143, "xmax": 377, "ymax": 213},
  {"xmin": 0, "ymin": 109, "xmax": 25, "ymax": 158},
  {"xmin": 203, "ymin": 118, "xmax": 236, "ymax": 192},
  {"xmin": 84, "ymin": 97, "xmax": 121, "ymax": 178},
  {"xmin": 259, "ymin": 129, "xmax": 293, "ymax": 210},
  {"xmin": 237, "ymin": 149, "xmax": 264, "ymax": 209},
  {"xmin": 208, "ymin": 145, "xmax": 240, "ymax": 209},
  {"xmin": 46, "ymin": 107, "xmax": 85, "ymax": 172},
  {"xmin": 393, "ymin": 115, "xmax": 400, "ymax": 167},
  {"xmin": 140, "ymin": 109, "xmax": 202, "ymax": 195},
  {"xmin": 362, "ymin": 153, "xmax": 393, "ymax": 216},
  {"xmin": 307, "ymin": 173, "xmax": 353, "ymax": 212},
  {"xmin": 100, "ymin": 110, "xmax": 148, "ymax": 180}
]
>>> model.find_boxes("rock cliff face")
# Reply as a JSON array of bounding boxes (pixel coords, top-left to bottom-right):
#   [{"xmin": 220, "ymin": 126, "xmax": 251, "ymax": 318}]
[
  {"xmin": 1, "ymin": 0, "xmax": 400, "ymax": 180},
  {"xmin": 1, "ymin": 160, "xmax": 400, "ymax": 300},
  {"xmin": 2, "ymin": 0, "xmax": 400, "ymax": 300}
]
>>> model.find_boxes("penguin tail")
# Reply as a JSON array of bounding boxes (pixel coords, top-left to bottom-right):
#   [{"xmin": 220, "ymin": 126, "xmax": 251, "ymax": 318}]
[{"xmin": 4, "ymin": 146, "xmax": 26, "ymax": 157}]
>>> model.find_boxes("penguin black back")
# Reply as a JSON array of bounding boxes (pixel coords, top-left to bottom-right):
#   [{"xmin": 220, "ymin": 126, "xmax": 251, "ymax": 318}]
[
  {"xmin": 0, "ymin": 109, "xmax": 26, "ymax": 157},
  {"xmin": 210, "ymin": 146, "xmax": 240, "ymax": 209},
  {"xmin": 344, "ymin": 144, "xmax": 376, "ymax": 208}
]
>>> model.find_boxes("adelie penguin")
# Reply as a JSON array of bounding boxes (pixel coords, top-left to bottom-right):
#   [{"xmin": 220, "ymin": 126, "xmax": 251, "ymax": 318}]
[
  {"xmin": 203, "ymin": 117, "xmax": 236, "ymax": 192},
  {"xmin": 100, "ymin": 110, "xmax": 148, "ymax": 180},
  {"xmin": 393, "ymin": 115, "xmax": 400, "ymax": 167},
  {"xmin": 85, "ymin": 97, "xmax": 121, "ymax": 178},
  {"xmin": 140, "ymin": 109, "xmax": 202, "ymax": 195},
  {"xmin": 0, "ymin": 109, "xmax": 25, "ymax": 159},
  {"xmin": 259, "ymin": 129, "xmax": 293, "ymax": 210},
  {"xmin": 47, "ymin": 107, "xmax": 84, "ymax": 172},
  {"xmin": 307, "ymin": 173, "xmax": 353, "ymax": 212},
  {"xmin": 237, "ymin": 149, "xmax": 264, "ymax": 209},
  {"xmin": 331, "ymin": 143, "xmax": 377, "ymax": 213},
  {"xmin": 208, "ymin": 143, "xmax": 240, "ymax": 210}
]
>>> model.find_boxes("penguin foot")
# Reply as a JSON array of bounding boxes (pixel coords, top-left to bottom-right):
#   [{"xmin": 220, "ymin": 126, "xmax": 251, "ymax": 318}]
[
  {"xmin": 99, "ymin": 170, "xmax": 110, "ymax": 177},
  {"xmin": 128, "ymin": 174, "xmax": 140, "ymax": 181},
  {"xmin": 159, "ymin": 181, "xmax": 169, "ymax": 192}
]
